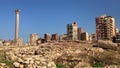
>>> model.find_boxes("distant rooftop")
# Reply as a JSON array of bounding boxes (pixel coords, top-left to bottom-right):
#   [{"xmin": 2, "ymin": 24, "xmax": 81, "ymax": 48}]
[{"xmin": 99, "ymin": 14, "xmax": 113, "ymax": 18}]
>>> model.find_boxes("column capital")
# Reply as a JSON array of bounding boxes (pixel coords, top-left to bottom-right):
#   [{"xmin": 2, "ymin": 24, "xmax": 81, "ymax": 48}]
[{"xmin": 15, "ymin": 9, "xmax": 20, "ymax": 13}]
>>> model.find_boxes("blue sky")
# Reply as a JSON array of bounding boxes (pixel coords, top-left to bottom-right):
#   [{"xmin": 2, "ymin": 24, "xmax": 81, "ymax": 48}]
[{"xmin": 0, "ymin": 0, "xmax": 120, "ymax": 42}]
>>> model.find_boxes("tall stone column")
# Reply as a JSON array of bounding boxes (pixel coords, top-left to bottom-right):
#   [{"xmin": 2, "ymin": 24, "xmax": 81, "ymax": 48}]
[{"xmin": 15, "ymin": 9, "xmax": 20, "ymax": 40}]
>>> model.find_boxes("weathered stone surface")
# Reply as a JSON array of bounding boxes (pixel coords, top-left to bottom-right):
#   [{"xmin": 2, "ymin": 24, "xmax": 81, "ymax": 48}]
[
  {"xmin": 18, "ymin": 58, "xmax": 24, "ymax": 63},
  {"xmin": 74, "ymin": 62, "xmax": 90, "ymax": 68},
  {"xmin": 95, "ymin": 40, "xmax": 118, "ymax": 50},
  {"xmin": 29, "ymin": 60, "xmax": 34, "ymax": 64},
  {"xmin": 91, "ymin": 47, "xmax": 104, "ymax": 53},
  {"xmin": 13, "ymin": 62, "xmax": 20, "ymax": 67},
  {"xmin": 0, "ymin": 63, "xmax": 6, "ymax": 66},
  {"xmin": 19, "ymin": 64, "xmax": 24, "ymax": 68},
  {"xmin": 41, "ymin": 66, "xmax": 46, "ymax": 68},
  {"xmin": 24, "ymin": 60, "xmax": 29, "ymax": 64}
]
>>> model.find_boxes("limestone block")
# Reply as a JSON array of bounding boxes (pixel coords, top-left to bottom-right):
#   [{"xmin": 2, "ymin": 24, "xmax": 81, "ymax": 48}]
[
  {"xmin": 20, "ymin": 64, "xmax": 24, "ymax": 68},
  {"xmin": 18, "ymin": 58, "xmax": 24, "ymax": 63},
  {"xmin": 35, "ymin": 61, "xmax": 40, "ymax": 65},
  {"xmin": 13, "ymin": 62, "xmax": 20, "ymax": 68},
  {"xmin": 27, "ymin": 64, "xmax": 33, "ymax": 68},
  {"xmin": 41, "ymin": 66, "xmax": 46, "ymax": 68},
  {"xmin": 24, "ymin": 60, "xmax": 29, "ymax": 64},
  {"xmin": 30, "ymin": 60, "xmax": 34, "ymax": 64},
  {"xmin": 74, "ymin": 62, "xmax": 90, "ymax": 68}
]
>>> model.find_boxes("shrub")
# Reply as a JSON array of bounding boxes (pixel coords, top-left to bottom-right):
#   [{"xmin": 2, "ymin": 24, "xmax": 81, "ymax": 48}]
[
  {"xmin": 92, "ymin": 62, "xmax": 104, "ymax": 67},
  {"xmin": 56, "ymin": 64, "xmax": 65, "ymax": 68}
]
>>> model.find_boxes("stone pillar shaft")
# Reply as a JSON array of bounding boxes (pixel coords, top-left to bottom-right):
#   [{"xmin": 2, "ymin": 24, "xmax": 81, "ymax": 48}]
[{"xmin": 15, "ymin": 9, "xmax": 20, "ymax": 40}]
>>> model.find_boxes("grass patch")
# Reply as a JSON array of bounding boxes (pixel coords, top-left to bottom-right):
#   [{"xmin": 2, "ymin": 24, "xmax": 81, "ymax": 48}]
[
  {"xmin": 0, "ymin": 53, "xmax": 13, "ymax": 67},
  {"xmin": 56, "ymin": 64, "xmax": 65, "ymax": 68}
]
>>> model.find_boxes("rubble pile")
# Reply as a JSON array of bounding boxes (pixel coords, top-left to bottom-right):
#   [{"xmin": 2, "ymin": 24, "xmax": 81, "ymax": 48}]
[
  {"xmin": 5, "ymin": 46, "xmax": 57, "ymax": 68},
  {"xmin": 0, "ymin": 42, "xmax": 119, "ymax": 68}
]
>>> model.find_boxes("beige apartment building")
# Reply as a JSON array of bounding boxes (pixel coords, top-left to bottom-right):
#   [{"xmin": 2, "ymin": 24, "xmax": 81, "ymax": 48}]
[
  {"xmin": 115, "ymin": 32, "xmax": 120, "ymax": 43},
  {"xmin": 78, "ymin": 27, "xmax": 84, "ymax": 40},
  {"xmin": 91, "ymin": 33, "xmax": 97, "ymax": 41},
  {"xmin": 44, "ymin": 33, "xmax": 51, "ymax": 42},
  {"xmin": 96, "ymin": 14, "xmax": 115, "ymax": 40},
  {"xmin": 67, "ymin": 22, "xmax": 78, "ymax": 40},
  {"xmin": 81, "ymin": 32, "xmax": 89, "ymax": 41},
  {"xmin": 51, "ymin": 33, "xmax": 59, "ymax": 41}
]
